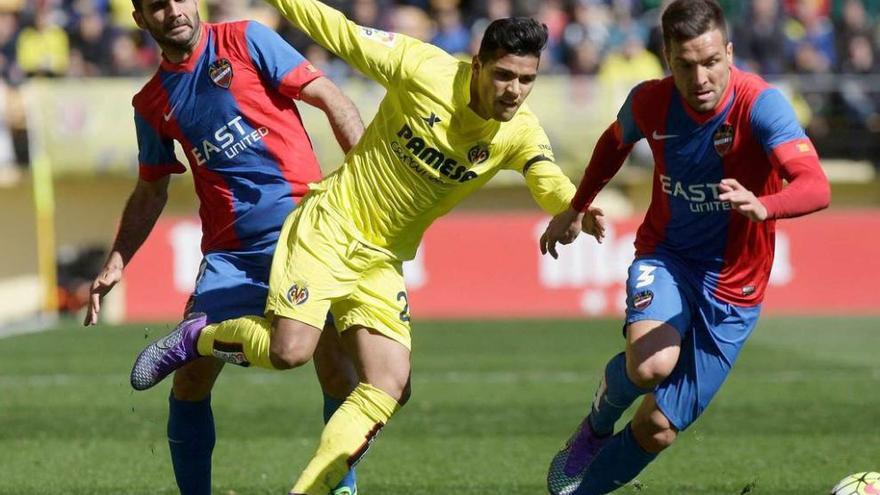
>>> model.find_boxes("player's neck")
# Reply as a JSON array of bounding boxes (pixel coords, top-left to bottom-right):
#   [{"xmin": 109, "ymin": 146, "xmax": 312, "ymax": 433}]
[{"xmin": 467, "ymin": 82, "xmax": 490, "ymax": 120}]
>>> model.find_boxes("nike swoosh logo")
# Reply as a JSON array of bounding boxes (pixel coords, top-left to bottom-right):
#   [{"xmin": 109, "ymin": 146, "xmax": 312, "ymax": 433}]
[
  {"xmin": 163, "ymin": 103, "xmax": 180, "ymax": 122},
  {"xmin": 652, "ymin": 131, "xmax": 678, "ymax": 140}
]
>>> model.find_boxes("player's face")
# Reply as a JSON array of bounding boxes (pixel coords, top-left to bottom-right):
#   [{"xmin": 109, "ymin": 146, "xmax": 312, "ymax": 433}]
[
  {"xmin": 471, "ymin": 51, "xmax": 539, "ymax": 122},
  {"xmin": 665, "ymin": 28, "xmax": 733, "ymax": 113},
  {"xmin": 134, "ymin": 0, "xmax": 201, "ymax": 55}
]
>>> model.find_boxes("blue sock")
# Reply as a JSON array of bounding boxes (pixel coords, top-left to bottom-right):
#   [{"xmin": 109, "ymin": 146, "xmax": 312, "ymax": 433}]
[
  {"xmin": 588, "ymin": 352, "xmax": 651, "ymax": 436},
  {"xmin": 324, "ymin": 393, "xmax": 357, "ymax": 492},
  {"xmin": 168, "ymin": 394, "xmax": 215, "ymax": 495},
  {"xmin": 575, "ymin": 424, "xmax": 657, "ymax": 495}
]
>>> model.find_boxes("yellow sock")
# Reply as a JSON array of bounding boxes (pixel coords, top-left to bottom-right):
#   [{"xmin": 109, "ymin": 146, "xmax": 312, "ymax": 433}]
[
  {"xmin": 196, "ymin": 316, "xmax": 277, "ymax": 369},
  {"xmin": 290, "ymin": 382, "xmax": 401, "ymax": 495}
]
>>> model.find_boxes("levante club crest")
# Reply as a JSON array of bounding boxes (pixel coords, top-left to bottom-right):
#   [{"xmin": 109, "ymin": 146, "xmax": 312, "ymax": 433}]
[
  {"xmin": 713, "ymin": 123, "xmax": 734, "ymax": 156},
  {"xmin": 468, "ymin": 143, "xmax": 490, "ymax": 164},
  {"xmin": 208, "ymin": 58, "xmax": 233, "ymax": 88}
]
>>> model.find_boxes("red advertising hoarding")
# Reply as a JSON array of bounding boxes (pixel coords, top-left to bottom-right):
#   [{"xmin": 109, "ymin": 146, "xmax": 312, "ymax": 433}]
[{"xmin": 124, "ymin": 211, "xmax": 879, "ymax": 321}]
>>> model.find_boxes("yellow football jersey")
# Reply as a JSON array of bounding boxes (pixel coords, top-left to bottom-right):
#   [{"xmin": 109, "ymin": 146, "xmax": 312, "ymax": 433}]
[{"xmin": 269, "ymin": 0, "xmax": 575, "ymax": 261}]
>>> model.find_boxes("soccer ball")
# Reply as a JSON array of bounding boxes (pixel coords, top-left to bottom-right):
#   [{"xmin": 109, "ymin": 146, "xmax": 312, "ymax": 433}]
[{"xmin": 830, "ymin": 472, "xmax": 880, "ymax": 495}]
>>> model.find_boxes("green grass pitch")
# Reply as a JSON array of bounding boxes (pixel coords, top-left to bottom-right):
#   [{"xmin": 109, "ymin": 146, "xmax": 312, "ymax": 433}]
[{"xmin": 1, "ymin": 317, "xmax": 878, "ymax": 494}]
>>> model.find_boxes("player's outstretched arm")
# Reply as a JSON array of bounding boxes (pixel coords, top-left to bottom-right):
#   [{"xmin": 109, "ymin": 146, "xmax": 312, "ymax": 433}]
[
  {"xmin": 300, "ymin": 76, "xmax": 364, "ymax": 153},
  {"xmin": 84, "ymin": 176, "xmax": 169, "ymax": 326},
  {"xmin": 264, "ymin": 0, "xmax": 424, "ymax": 87}
]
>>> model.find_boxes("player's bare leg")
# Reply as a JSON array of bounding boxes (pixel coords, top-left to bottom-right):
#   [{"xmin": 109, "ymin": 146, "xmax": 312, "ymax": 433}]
[
  {"xmin": 314, "ymin": 326, "xmax": 359, "ymax": 399},
  {"xmin": 630, "ymin": 394, "xmax": 677, "ymax": 454},
  {"xmin": 314, "ymin": 325, "xmax": 361, "ymax": 495},
  {"xmin": 549, "ymin": 320, "xmax": 680, "ymax": 495},
  {"xmin": 268, "ymin": 317, "xmax": 323, "ymax": 369},
  {"xmin": 290, "ymin": 325, "xmax": 410, "ymax": 495}
]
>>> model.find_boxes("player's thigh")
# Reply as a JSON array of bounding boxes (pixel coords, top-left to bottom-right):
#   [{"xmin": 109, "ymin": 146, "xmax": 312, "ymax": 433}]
[
  {"xmin": 340, "ymin": 325, "xmax": 411, "ymax": 403},
  {"xmin": 624, "ymin": 256, "xmax": 690, "ymax": 382},
  {"xmin": 333, "ymin": 254, "xmax": 412, "ymax": 352},
  {"xmin": 266, "ymin": 198, "xmax": 363, "ymax": 330},
  {"xmin": 653, "ymin": 297, "xmax": 761, "ymax": 431}
]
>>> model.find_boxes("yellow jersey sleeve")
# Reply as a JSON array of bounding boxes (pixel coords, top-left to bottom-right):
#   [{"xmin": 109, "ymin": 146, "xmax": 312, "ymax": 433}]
[
  {"xmin": 505, "ymin": 121, "xmax": 576, "ymax": 215},
  {"xmin": 267, "ymin": 0, "xmax": 437, "ymax": 88}
]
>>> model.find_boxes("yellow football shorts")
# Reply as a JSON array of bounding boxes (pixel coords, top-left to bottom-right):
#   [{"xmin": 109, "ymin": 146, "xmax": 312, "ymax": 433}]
[{"xmin": 265, "ymin": 194, "xmax": 412, "ymax": 349}]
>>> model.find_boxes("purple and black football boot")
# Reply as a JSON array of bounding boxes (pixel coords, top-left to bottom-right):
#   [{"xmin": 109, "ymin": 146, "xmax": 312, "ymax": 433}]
[
  {"xmin": 547, "ymin": 417, "xmax": 611, "ymax": 495},
  {"xmin": 130, "ymin": 313, "xmax": 207, "ymax": 391}
]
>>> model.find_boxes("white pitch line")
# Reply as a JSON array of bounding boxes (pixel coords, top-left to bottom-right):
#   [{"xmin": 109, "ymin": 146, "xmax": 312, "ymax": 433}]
[{"xmin": 2, "ymin": 368, "xmax": 879, "ymax": 388}]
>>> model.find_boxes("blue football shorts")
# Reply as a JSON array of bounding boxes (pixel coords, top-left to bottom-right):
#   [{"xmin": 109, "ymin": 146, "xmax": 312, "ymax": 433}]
[
  {"xmin": 186, "ymin": 243, "xmax": 276, "ymax": 324},
  {"xmin": 624, "ymin": 254, "xmax": 761, "ymax": 431}
]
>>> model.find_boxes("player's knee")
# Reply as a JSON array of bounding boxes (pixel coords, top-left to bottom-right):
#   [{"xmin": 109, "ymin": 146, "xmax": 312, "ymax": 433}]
[
  {"xmin": 633, "ymin": 423, "xmax": 677, "ymax": 453},
  {"xmin": 627, "ymin": 359, "xmax": 674, "ymax": 389},
  {"xmin": 632, "ymin": 407, "xmax": 678, "ymax": 453},
  {"xmin": 269, "ymin": 341, "xmax": 313, "ymax": 369}
]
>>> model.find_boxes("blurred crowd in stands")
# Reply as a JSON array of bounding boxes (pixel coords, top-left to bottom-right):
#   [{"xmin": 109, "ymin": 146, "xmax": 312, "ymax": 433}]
[{"xmin": 1, "ymin": 0, "xmax": 879, "ymax": 172}]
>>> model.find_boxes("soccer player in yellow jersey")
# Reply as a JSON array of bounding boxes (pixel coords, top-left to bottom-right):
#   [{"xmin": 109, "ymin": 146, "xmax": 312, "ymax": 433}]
[{"xmin": 130, "ymin": 0, "xmax": 600, "ymax": 492}]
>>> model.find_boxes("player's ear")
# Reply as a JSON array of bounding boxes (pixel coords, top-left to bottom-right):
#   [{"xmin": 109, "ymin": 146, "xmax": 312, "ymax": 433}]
[
  {"xmin": 471, "ymin": 55, "xmax": 481, "ymax": 78},
  {"xmin": 132, "ymin": 10, "xmax": 146, "ymax": 30}
]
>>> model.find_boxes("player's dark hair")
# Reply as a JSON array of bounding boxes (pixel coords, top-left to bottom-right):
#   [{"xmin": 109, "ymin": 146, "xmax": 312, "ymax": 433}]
[
  {"xmin": 477, "ymin": 17, "xmax": 548, "ymax": 63},
  {"xmin": 131, "ymin": 0, "xmax": 141, "ymax": 11},
  {"xmin": 661, "ymin": 0, "xmax": 728, "ymax": 47}
]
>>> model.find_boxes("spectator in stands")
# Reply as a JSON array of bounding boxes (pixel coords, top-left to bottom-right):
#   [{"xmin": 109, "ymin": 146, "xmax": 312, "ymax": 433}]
[
  {"xmin": 597, "ymin": 31, "xmax": 663, "ymax": 92},
  {"xmin": 388, "ymin": 4, "xmax": 433, "ymax": 41},
  {"xmin": 606, "ymin": 0, "xmax": 649, "ymax": 54},
  {"xmin": 431, "ymin": 0, "xmax": 471, "ymax": 56},
  {"xmin": 537, "ymin": 0, "xmax": 570, "ymax": 69},
  {"xmin": 785, "ymin": 0, "xmax": 836, "ymax": 70},
  {"xmin": 561, "ymin": 0, "xmax": 610, "ymax": 73},
  {"xmin": 108, "ymin": 31, "xmax": 147, "ymax": 76},
  {"xmin": 832, "ymin": 0, "xmax": 880, "ymax": 19},
  {"xmin": 838, "ymin": 33, "xmax": 880, "ymax": 131},
  {"xmin": 68, "ymin": 7, "xmax": 117, "ymax": 76},
  {"xmin": 833, "ymin": 0, "xmax": 875, "ymax": 70},
  {"xmin": 0, "ymin": 10, "xmax": 23, "ymax": 85},
  {"xmin": 567, "ymin": 37, "xmax": 603, "ymax": 75},
  {"xmin": 735, "ymin": 0, "xmax": 788, "ymax": 75},
  {"xmin": 16, "ymin": 5, "xmax": 69, "ymax": 76}
]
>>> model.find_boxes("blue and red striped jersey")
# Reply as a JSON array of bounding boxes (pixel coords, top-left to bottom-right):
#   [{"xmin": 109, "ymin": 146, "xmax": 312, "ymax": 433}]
[
  {"xmin": 133, "ymin": 21, "xmax": 324, "ymax": 253},
  {"xmin": 616, "ymin": 67, "xmax": 821, "ymax": 305}
]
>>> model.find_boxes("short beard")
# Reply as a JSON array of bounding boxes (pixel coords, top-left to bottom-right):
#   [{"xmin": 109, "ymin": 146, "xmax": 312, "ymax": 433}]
[{"xmin": 152, "ymin": 18, "xmax": 200, "ymax": 52}]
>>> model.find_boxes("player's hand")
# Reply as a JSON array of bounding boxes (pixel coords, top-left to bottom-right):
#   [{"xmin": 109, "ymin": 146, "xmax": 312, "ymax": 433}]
[
  {"xmin": 540, "ymin": 207, "xmax": 584, "ymax": 259},
  {"xmin": 581, "ymin": 206, "xmax": 607, "ymax": 243},
  {"xmin": 719, "ymin": 178, "xmax": 768, "ymax": 222},
  {"xmin": 84, "ymin": 252, "xmax": 124, "ymax": 326}
]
